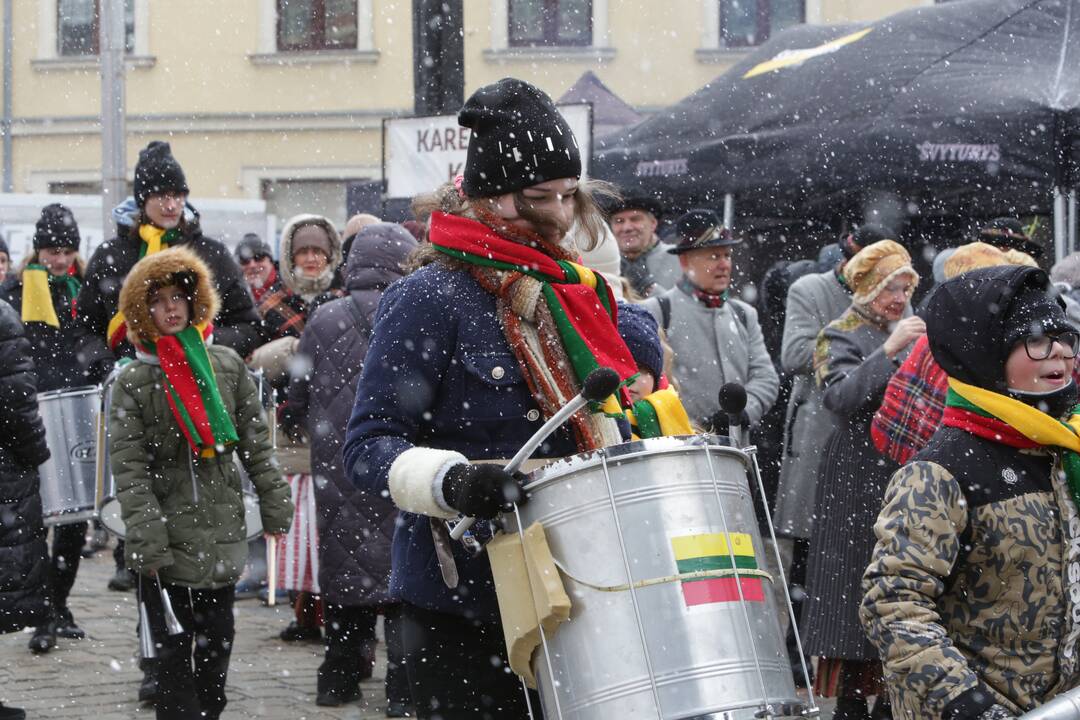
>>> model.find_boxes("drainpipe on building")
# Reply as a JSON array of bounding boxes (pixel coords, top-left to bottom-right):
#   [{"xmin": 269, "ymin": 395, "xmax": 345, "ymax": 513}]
[
  {"xmin": 2, "ymin": 0, "xmax": 13, "ymax": 193},
  {"xmin": 412, "ymin": 0, "xmax": 464, "ymax": 116},
  {"xmin": 99, "ymin": 0, "xmax": 126, "ymax": 236}
]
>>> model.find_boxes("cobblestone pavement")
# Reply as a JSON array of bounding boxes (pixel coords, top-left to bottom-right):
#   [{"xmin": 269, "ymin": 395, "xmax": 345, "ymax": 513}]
[
  {"xmin": 0, "ymin": 547, "xmax": 389, "ymax": 719},
  {"xmin": 0, "ymin": 540, "xmax": 840, "ymax": 720}
]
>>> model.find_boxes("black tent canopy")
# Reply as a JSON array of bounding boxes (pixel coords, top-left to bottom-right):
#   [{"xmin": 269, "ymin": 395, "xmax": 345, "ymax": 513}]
[{"xmin": 593, "ymin": 0, "xmax": 1080, "ymax": 242}]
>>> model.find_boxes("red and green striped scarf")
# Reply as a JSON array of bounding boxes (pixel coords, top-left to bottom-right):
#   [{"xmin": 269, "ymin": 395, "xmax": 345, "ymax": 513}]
[
  {"xmin": 138, "ymin": 322, "xmax": 238, "ymax": 458},
  {"xmin": 428, "ymin": 211, "xmax": 638, "ymax": 391}
]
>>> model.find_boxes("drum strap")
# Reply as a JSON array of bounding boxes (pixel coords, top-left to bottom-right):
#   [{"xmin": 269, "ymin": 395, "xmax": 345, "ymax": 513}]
[{"xmin": 430, "ymin": 519, "xmax": 460, "ymax": 589}]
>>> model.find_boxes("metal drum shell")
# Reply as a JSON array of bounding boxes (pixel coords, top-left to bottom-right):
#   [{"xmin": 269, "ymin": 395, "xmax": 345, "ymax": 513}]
[
  {"xmin": 507, "ymin": 435, "xmax": 800, "ymax": 720},
  {"xmin": 37, "ymin": 385, "xmax": 101, "ymax": 526}
]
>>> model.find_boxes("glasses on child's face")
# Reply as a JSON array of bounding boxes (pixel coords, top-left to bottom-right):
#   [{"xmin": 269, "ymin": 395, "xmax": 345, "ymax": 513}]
[{"xmin": 1024, "ymin": 331, "xmax": 1080, "ymax": 360}]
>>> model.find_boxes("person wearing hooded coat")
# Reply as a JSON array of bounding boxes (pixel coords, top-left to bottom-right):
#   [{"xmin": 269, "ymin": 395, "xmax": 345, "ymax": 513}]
[
  {"xmin": 861, "ymin": 265, "xmax": 1080, "ymax": 720},
  {"xmin": 0, "ymin": 298, "xmax": 51, "ymax": 720},
  {"xmin": 72, "ymin": 141, "xmax": 265, "ymax": 386},
  {"xmin": 2, "ymin": 204, "xmax": 92, "ymax": 653},
  {"xmin": 800, "ymin": 240, "xmax": 923, "ymax": 720},
  {"xmin": 285, "ymin": 222, "xmax": 416, "ymax": 712},
  {"xmin": 109, "ymin": 246, "xmax": 293, "ymax": 720}
]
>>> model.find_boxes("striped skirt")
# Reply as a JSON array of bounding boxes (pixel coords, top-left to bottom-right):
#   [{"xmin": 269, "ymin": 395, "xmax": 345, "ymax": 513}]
[{"xmin": 274, "ymin": 473, "xmax": 321, "ymax": 594}]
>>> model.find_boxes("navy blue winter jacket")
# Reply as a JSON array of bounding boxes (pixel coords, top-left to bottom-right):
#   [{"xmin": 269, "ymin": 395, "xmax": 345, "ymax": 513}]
[{"xmin": 342, "ymin": 262, "xmax": 579, "ymax": 621}]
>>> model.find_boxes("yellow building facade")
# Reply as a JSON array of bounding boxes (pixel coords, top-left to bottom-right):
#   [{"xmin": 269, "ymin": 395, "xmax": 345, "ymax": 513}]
[{"xmin": 0, "ymin": 0, "xmax": 932, "ymax": 226}]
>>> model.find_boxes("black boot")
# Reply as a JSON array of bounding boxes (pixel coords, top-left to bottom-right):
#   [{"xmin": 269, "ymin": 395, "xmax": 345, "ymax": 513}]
[
  {"xmin": 0, "ymin": 702, "xmax": 26, "ymax": 720},
  {"xmin": 832, "ymin": 696, "xmax": 872, "ymax": 720},
  {"xmin": 53, "ymin": 607, "xmax": 86, "ymax": 640},
  {"xmin": 28, "ymin": 622, "xmax": 56, "ymax": 654},
  {"xmin": 138, "ymin": 663, "xmax": 159, "ymax": 705},
  {"xmin": 107, "ymin": 568, "xmax": 136, "ymax": 592}
]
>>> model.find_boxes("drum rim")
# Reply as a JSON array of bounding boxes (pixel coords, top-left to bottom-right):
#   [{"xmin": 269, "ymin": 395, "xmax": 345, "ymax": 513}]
[
  {"xmin": 37, "ymin": 385, "xmax": 101, "ymax": 400},
  {"xmin": 523, "ymin": 434, "xmax": 748, "ymax": 492}
]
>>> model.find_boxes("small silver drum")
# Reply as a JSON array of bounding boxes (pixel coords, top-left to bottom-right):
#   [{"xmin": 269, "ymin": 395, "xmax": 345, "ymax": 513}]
[
  {"xmin": 506, "ymin": 435, "xmax": 804, "ymax": 720},
  {"xmin": 37, "ymin": 386, "xmax": 100, "ymax": 526},
  {"xmin": 96, "ymin": 365, "xmax": 272, "ymax": 541}
]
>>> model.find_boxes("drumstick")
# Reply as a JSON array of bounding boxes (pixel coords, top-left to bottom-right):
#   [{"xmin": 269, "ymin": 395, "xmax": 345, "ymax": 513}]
[
  {"xmin": 266, "ymin": 535, "xmax": 277, "ymax": 607},
  {"xmin": 450, "ymin": 367, "xmax": 621, "ymax": 541}
]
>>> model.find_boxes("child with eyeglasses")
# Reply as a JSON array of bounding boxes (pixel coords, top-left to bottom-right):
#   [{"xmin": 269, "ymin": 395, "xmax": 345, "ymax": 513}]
[{"xmin": 861, "ymin": 265, "xmax": 1080, "ymax": 720}]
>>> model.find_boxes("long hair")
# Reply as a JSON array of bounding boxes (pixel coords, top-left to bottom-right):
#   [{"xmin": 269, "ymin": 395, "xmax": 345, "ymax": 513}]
[
  {"xmin": 407, "ymin": 179, "xmax": 618, "ymax": 272},
  {"xmin": 18, "ymin": 250, "xmax": 86, "ymax": 279}
]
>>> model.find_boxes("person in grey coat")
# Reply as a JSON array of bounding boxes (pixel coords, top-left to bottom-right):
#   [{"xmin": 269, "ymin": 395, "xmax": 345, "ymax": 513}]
[
  {"xmin": 774, "ymin": 225, "xmax": 894, "ymax": 542},
  {"xmin": 610, "ymin": 195, "xmax": 681, "ymax": 297},
  {"xmin": 284, "ymin": 222, "xmax": 417, "ymax": 713},
  {"xmin": 642, "ymin": 209, "xmax": 778, "ymax": 429},
  {"xmin": 800, "ymin": 240, "xmax": 923, "ymax": 720}
]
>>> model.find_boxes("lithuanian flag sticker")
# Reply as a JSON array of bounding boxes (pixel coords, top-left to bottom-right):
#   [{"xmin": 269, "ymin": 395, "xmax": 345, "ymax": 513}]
[{"xmin": 671, "ymin": 532, "xmax": 764, "ymax": 607}]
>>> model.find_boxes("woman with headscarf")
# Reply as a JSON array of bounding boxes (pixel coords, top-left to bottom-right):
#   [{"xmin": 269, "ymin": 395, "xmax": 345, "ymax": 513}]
[
  {"xmin": 862, "ymin": 265, "xmax": 1080, "ymax": 719},
  {"xmin": 801, "ymin": 239, "xmax": 923, "ymax": 720}
]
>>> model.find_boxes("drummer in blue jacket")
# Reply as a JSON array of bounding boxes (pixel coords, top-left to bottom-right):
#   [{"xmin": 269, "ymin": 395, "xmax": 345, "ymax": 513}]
[{"xmin": 343, "ymin": 78, "xmax": 657, "ymax": 719}]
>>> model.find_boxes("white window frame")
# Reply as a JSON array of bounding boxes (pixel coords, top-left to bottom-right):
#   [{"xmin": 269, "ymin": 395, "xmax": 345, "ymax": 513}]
[
  {"xmin": 255, "ymin": 0, "xmax": 375, "ymax": 56},
  {"xmin": 35, "ymin": 0, "xmax": 152, "ymax": 67},
  {"xmin": 487, "ymin": 0, "xmax": 613, "ymax": 60},
  {"xmin": 699, "ymin": 0, "xmax": 820, "ymax": 56}
]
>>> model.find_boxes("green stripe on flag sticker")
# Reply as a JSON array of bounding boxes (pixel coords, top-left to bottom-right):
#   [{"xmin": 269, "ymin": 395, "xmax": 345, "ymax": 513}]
[{"xmin": 676, "ymin": 555, "xmax": 757, "ymax": 575}]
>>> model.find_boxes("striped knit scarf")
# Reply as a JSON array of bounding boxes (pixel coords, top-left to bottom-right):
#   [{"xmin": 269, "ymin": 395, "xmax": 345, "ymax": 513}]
[
  {"xmin": 678, "ymin": 276, "xmax": 728, "ymax": 308},
  {"xmin": 107, "ymin": 224, "xmax": 182, "ymax": 350},
  {"xmin": 21, "ymin": 264, "xmax": 80, "ymax": 328},
  {"xmin": 428, "ymin": 210, "xmax": 637, "ymax": 451},
  {"xmin": 136, "ymin": 322, "xmax": 238, "ymax": 458}
]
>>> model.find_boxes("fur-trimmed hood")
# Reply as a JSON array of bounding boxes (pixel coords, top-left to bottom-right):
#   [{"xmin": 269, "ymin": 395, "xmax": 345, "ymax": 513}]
[
  {"xmin": 118, "ymin": 246, "xmax": 219, "ymax": 346},
  {"xmin": 278, "ymin": 213, "xmax": 343, "ymax": 300}
]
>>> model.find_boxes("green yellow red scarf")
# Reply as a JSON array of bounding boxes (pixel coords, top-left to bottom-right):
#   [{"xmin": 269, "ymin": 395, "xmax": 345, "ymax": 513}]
[
  {"xmin": 21, "ymin": 264, "xmax": 81, "ymax": 328},
  {"xmin": 626, "ymin": 385, "xmax": 694, "ymax": 439},
  {"xmin": 107, "ymin": 224, "xmax": 182, "ymax": 350},
  {"xmin": 137, "ymin": 321, "xmax": 238, "ymax": 458},
  {"xmin": 944, "ymin": 376, "xmax": 1080, "ymax": 509},
  {"xmin": 428, "ymin": 211, "xmax": 638, "ymax": 408}
]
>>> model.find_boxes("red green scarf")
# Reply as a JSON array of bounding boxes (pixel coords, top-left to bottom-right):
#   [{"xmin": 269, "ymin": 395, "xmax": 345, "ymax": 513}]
[
  {"xmin": 138, "ymin": 323, "xmax": 238, "ymax": 458},
  {"xmin": 428, "ymin": 211, "xmax": 638, "ymax": 390},
  {"xmin": 678, "ymin": 276, "xmax": 729, "ymax": 308}
]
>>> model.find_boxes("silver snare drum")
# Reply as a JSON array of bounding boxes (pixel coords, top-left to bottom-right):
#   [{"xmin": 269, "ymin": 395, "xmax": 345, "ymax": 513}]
[
  {"xmin": 506, "ymin": 435, "xmax": 802, "ymax": 720},
  {"xmin": 37, "ymin": 386, "xmax": 100, "ymax": 526}
]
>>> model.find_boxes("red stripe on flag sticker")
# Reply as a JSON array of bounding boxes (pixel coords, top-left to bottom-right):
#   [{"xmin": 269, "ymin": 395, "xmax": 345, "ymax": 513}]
[{"xmin": 681, "ymin": 577, "xmax": 764, "ymax": 606}]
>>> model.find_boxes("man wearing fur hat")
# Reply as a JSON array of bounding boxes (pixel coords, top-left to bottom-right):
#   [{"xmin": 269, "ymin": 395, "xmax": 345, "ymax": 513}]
[
  {"xmin": 642, "ymin": 208, "xmax": 779, "ymax": 431},
  {"xmin": 609, "ymin": 194, "xmax": 679, "ymax": 296},
  {"xmin": 110, "ymin": 247, "xmax": 292, "ymax": 720},
  {"xmin": 73, "ymin": 141, "xmax": 264, "ymax": 386}
]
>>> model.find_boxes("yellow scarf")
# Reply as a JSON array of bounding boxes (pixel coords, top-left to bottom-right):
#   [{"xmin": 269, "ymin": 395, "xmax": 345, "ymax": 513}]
[
  {"xmin": 21, "ymin": 266, "xmax": 59, "ymax": 327},
  {"xmin": 626, "ymin": 386, "xmax": 695, "ymax": 439},
  {"xmin": 947, "ymin": 377, "xmax": 1080, "ymax": 450}
]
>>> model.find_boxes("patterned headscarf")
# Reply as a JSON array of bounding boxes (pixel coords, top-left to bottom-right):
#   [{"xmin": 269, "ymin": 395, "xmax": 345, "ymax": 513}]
[{"xmin": 843, "ymin": 239, "xmax": 919, "ymax": 306}]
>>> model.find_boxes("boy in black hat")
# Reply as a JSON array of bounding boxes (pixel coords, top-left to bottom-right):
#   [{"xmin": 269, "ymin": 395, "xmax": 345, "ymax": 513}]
[
  {"xmin": 643, "ymin": 208, "xmax": 779, "ymax": 431},
  {"xmin": 608, "ymin": 193, "xmax": 679, "ymax": 296}
]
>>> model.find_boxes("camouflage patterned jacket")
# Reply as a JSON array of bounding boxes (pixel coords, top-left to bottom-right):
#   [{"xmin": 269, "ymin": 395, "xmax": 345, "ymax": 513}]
[{"xmin": 860, "ymin": 426, "xmax": 1080, "ymax": 719}]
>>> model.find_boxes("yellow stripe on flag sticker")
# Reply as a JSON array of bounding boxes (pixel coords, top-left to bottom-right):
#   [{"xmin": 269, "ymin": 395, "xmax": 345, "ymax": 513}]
[{"xmin": 671, "ymin": 532, "xmax": 764, "ymax": 606}]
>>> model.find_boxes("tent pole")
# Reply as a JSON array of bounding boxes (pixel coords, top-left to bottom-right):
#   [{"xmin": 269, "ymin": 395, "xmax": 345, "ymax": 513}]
[
  {"xmin": 1055, "ymin": 186, "xmax": 1068, "ymax": 262},
  {"xmin": 723, "ymin": 193, "xmax": 735, "ymax": 230},
  {"xmin": 1069, "ymin": 189, "xmax": 1078, "ymax": 255}
]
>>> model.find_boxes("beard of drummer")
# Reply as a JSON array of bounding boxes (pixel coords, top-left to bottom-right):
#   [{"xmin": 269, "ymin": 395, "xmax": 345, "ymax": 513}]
[
  {"xmin": 488, "ymin": 177, "xmax": 577, "ymax": 246},
  {"xmin": 148, "ymin": 283, "xmax": 192, "ymax": 336}
]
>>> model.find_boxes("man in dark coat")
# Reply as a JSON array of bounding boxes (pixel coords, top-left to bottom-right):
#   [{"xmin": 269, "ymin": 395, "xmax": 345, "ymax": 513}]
[
  {"xmin": 0, "ymin": 298, "xmax": 51, "ymax": 720},
  {"xmin": 72, "ymin": 141, "xmax": 264, "ymax": 385},
  {"xmin": 285, "ymin": 223, "xmax": 417, "ymax": 711}
]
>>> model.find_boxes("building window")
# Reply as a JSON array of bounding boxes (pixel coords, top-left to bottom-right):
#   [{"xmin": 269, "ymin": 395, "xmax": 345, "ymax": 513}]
[
  {"xmin": 277, "ymin": 0, "xmax": 358, "ymax": 51},
  {"xmin": 720, "ymin": 0, "xmax": 803, "ymax": 47},
  {"xmin": 57, "ymin": 0, "xmax": 134, "ymax": 56},
  {"xmin": 509, "ymin": 0, "xmax": 592, "ymax": 47}
]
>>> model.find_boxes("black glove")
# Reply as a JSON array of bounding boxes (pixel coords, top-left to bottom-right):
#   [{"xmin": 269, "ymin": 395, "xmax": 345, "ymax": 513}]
[
  {"xmin": 279, "ymin": 402, "xmax": 305, "ymax": 443},
  {"xmin": 707, "ymin": 410, "xmax": 750, "ymax": 435},
  {"xmin": 442, "ymin": 463, "xmax": 526, "ymax": 520}
]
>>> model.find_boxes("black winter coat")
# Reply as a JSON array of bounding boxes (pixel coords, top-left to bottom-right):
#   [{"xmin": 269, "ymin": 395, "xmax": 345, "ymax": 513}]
[
  {"xmin": 287, "ymin": 223, "xmax": 417, "ymax": 606},
  {"xmin": 73, "ymin": 210, "xmax": 265, "ymax": 382},
  {"xmin": 2, "ymin": 273, "xmax": 85, "ymax": 392},
  {"xmin": 0, "ymin": 299, "xmax": 50, "ymax": 634}
]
